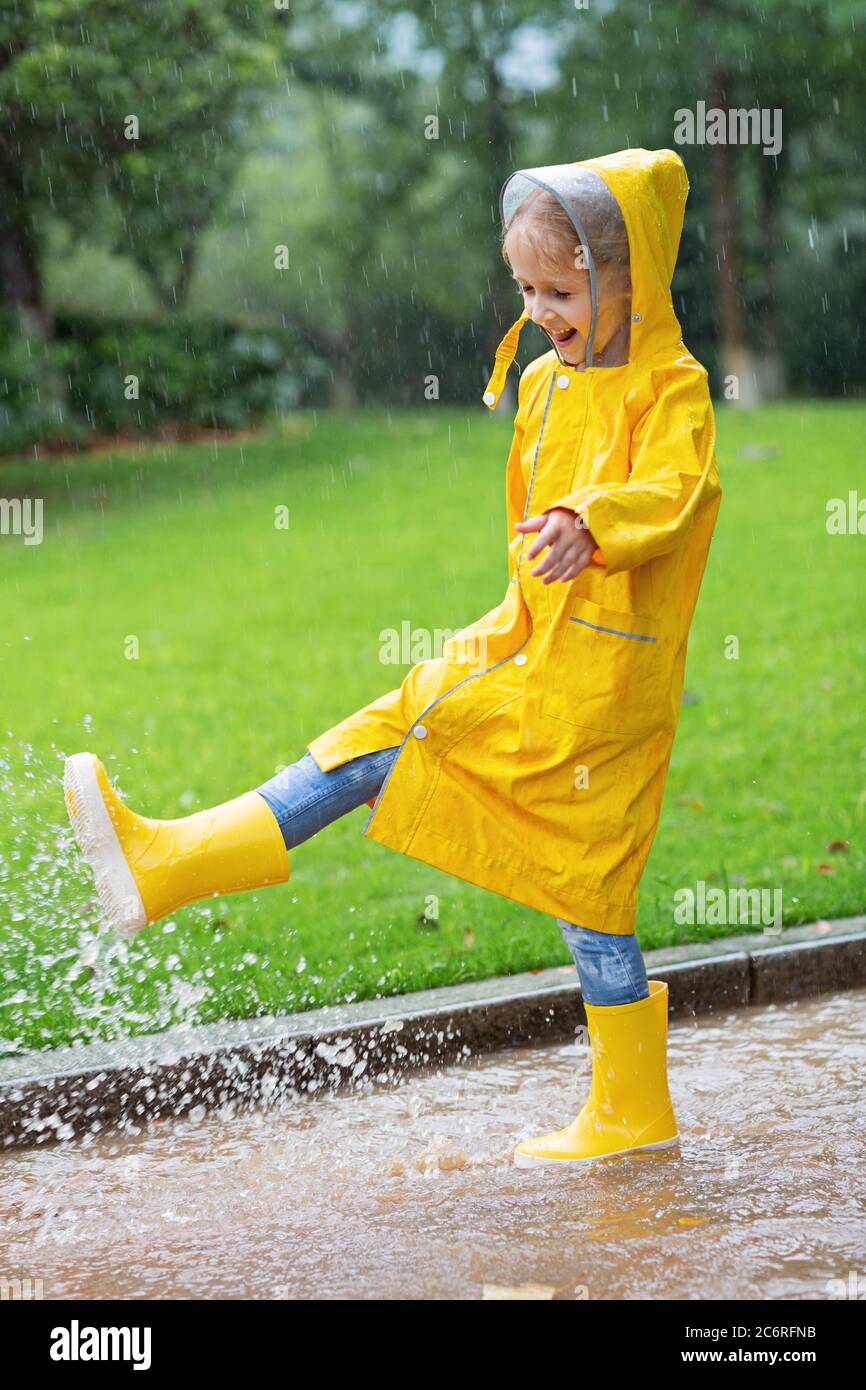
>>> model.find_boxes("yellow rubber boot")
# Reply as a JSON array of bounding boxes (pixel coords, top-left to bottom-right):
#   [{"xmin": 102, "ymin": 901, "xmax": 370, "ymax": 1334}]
[
  {"xmin": 64, "ymin": 752, "xmax": 290, "ymax": 938},
  {"xmin": 513, "ymin": 980, "xmax": 679, "ymax": 1167}
]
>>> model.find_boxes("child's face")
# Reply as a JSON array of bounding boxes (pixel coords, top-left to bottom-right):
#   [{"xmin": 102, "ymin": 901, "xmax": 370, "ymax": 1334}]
[{"xmin": 506, "ymin": 226, "xmax": 630, "ymax": 367}]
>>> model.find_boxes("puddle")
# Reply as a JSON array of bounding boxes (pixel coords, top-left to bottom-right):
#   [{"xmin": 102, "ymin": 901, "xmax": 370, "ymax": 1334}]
[{"xmin": 1, "ymin": 988, "xmax": 864, "ymax": 1300}]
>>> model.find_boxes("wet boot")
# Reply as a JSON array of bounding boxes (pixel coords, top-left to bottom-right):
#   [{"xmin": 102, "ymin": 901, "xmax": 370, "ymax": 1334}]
[
  {"xmin": 64, "ymin": 752, "xmax": 290, "ymax": 938},
  {"xmin": 513, "ymin": 979, "xmax": 679, "ymax": 1166}
]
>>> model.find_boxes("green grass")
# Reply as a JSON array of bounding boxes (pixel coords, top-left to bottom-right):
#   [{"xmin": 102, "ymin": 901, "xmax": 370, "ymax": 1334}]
[{"xmin": 1, "ymin": 403, "xmax": 864, "ymax": 1056}]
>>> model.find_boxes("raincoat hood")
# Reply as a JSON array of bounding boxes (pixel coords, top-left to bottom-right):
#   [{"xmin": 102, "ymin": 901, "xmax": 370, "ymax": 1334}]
[{"xmin": 488, "ymin": 148, "xmax": 689, "ymax": 388}]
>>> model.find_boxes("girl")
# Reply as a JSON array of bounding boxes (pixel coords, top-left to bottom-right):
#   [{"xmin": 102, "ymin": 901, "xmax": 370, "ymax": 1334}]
[{"xmin": 64, "ymin": 147, "xmax": 721, "ymax": 1168}]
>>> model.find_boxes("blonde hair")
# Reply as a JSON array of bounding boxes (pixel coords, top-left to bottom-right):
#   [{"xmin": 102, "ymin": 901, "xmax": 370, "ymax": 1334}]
[{"xmin": 500, "ymin": 185, "xmax": 630, "ymax": 283}]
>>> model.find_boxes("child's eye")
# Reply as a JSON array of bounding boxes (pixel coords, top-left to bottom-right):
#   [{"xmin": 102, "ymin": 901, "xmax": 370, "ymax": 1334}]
[{"xmin": 515, "ymin": 284, "xmax": 572, "ymax": 299}]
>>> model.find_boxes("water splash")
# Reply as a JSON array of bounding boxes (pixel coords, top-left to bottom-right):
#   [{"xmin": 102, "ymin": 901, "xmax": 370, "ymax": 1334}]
[
  {"xmin": 0, "ymin": 987, "xmax": 863, "ymax": 1299},
  {"xmin": 0, "ymin": 738, "xmax": 220, "ymax": 1058}
]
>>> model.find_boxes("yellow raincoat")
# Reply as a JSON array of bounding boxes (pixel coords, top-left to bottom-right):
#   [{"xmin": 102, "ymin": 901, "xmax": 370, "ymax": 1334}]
[{"xmin": 307, "ymin": 147, "xmax": 721, "ymax": 935}]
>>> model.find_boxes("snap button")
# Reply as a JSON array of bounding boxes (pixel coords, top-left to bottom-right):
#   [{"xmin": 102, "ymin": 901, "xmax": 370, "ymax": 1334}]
[
  {"xmin": 514, "ymin": 652, "xmax": 528, "ymax": 665},
  {"xmin": 483, "ymin": 390, "xmax": 496, "ymax": 406},
  {"xmin": 632, "ymin": 313, "xmax": 641, "ymax": 322},
  {"xmin": 556, "ymin": 374, "xmax": 569, "ymax": 389},
  {"xmin": 413, "ymin": 724, "xmax": 427, "ymax": 739}
]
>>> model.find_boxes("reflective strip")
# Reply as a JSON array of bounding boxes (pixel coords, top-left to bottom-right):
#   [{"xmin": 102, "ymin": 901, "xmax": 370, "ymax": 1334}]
[
  {"xmin": 569, "ymin": 616, "xmax": 657, "ymax": 643},
  {"xmin": 361, "ymin": 617, "xmax": 536, "ymax": 834},
  {"xmin": 517, "ymin": 369, "xmax": 557, "ymax": 583}
]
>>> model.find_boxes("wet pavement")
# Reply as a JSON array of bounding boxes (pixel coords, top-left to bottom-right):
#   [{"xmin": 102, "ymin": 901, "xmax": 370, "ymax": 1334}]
[{"xmin": 1, "ymin": 987, "xmax": 864, "ymax": 1300}]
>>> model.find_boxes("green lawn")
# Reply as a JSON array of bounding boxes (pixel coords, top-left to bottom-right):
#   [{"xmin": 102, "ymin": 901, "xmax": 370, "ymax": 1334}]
[{"xmin": 0, "ymin": 403, "xmax": 864, "ymax": 1055}]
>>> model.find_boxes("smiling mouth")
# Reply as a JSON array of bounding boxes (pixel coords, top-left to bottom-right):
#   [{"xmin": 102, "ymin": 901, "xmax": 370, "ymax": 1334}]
[{"xmin": 548, "ymin": 327, "xmax": 577, "ymax": 345}]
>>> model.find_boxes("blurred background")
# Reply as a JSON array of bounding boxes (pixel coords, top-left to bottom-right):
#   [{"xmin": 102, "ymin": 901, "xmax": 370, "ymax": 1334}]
[{"xmin": 2, "ymin": 0, "xmax": 864, "ymax": 454}]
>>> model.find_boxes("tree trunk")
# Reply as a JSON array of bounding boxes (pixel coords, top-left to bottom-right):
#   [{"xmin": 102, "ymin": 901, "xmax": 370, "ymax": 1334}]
[
  {"xmin": 708, "ymin": 68, "xmax": 761, "ymax": 406},
  {"xmin": 479, "ymin": 35, "xmax": 515, "ymax": 337},
  {"xmin": 0, "ymin": 198, "xmax": 70, "ymax": 442},
  {"xmin": 158, "ymin": 233, "xmax": 200, "ymax": 312},
  {"xmin": 0, "ymin": 211, "xmax": 53, "ymax": 337},
  {"xmin": 757, "ymin": 154, "xmax": 787, "ymax": 399},
  {"xmin": 329, "ymin": 356, "xmax": 357, "ymax": 410}
]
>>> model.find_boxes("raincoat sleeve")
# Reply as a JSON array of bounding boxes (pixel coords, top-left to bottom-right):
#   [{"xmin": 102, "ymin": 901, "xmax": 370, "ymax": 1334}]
[{"xmin": 544, "ymin": 367, "xmax": 721, "ymax": 576}]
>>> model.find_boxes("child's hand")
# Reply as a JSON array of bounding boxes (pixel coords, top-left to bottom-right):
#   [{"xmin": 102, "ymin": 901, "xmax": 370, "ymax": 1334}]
[{"xmin": 514, "ymin": 507, "xmax": 598, "ymax": 583}]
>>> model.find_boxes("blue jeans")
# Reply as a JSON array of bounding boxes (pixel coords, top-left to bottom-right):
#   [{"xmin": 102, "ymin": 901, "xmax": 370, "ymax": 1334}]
[{"xmin": 254, "ymin": 746, "xmax": 648, "ymax": 1006}]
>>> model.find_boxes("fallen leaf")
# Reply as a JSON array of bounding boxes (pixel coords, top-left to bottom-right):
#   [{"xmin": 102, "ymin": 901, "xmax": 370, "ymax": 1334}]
[
  {"xmin": 826, "ymin": 839, "xmax": 849, "ymax": 854},
  {"xmin": 690, "ymin": 800, "xmax": 705, "ymax": 812},
  {"xmin": 677, "ymin": 1216, "xmax": 710, "ymax": 1227},
  {"xmin": 816, "ymin": 863, "xmax": 834, "ymax": 874},
  {"xmin": 438, "ymin": 1152, "xmax": 469, "ymax": 1172}
]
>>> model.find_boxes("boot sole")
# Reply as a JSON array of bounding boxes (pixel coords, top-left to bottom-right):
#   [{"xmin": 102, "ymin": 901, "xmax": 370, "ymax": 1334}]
[
  {"xmin": 64, "ymin": 752, "xmax": 148, "ymax": 938},
  {"xmin": 513, "ymin": 1135, "xmax": 679, "ymax": 1167}
]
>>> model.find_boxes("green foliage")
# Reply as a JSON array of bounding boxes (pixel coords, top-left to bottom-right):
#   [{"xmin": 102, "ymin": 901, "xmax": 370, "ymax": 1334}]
[
  {"xmin": 0, "ymin": 311, "xmax": 81, "ymax": 453},
  {"xmin": 0, "ymin": 301, "xmax": 489, "ymax": 451},
  {"xmin": 1, "ymin": 0, "xmax": 865, "ymax": 444},
  {"xmin": 0, "ymin": 313, "xmax": 324, "ymax": 449},
  {"xmin": 0, "ymin": 0, "xmax": 279, "ymax": 307}
]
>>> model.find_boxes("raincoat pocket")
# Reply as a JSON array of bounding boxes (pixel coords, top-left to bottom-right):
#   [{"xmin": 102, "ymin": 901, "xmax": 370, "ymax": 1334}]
[{"xmin": 542, "ymin": 595, "xmax": 672, "ymax": 737}]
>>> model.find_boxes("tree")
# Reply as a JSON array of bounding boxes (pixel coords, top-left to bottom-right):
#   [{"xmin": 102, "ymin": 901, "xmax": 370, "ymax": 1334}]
[{"xmin": 0, "ymin": 0, "xmax": 279, "ymax": 329}]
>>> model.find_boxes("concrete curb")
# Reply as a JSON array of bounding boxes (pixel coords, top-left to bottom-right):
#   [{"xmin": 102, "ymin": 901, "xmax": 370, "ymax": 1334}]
[{"xmin": 2, "ymin": 915, "xmax": 865, "ymax": 1151}]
